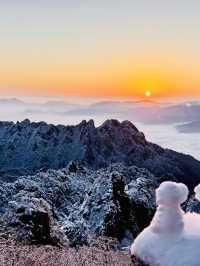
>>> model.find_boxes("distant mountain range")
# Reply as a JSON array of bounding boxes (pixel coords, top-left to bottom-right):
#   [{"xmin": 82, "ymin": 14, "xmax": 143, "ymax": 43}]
[
  {"xmin": 1, "ymin": 97, "xmax": 200, "ymax": 126},
  {"xmin": 0, "ymin": 98, "xmax": 27, "ymax": 106},
  {"xmin": 0, "ymin": 98, "xmax": 80, "ymax": 112},
  {"xmin": 176, "ymin": 121, "xmax": 200, "ymax": 133}
]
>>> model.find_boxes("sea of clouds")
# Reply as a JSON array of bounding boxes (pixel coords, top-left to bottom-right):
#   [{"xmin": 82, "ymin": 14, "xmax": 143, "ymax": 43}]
[{"xmin": 0, "ymin": 96, "xmax": 200, "ymax": 160}]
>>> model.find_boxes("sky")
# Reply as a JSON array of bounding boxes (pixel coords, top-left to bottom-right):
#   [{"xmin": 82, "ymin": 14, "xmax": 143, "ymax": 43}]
[{"xmin": 0, "ymin": 0, "xmax": 200, "ymax": 98}]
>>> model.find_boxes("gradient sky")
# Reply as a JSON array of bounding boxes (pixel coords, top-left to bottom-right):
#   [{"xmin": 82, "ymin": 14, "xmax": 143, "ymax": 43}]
[{"xmin": 1, "ymin": 0, "xmax": 200, "ymax": 98}]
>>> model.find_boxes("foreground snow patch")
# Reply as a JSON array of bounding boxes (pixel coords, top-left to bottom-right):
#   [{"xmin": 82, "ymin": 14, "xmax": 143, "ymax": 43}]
[{"xmin": 131, "ymin": 181, "xmax": 200, "ymax": 266}]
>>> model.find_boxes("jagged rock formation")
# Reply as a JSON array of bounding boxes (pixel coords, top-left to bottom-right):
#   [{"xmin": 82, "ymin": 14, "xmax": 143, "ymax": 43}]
[
  {"xmin": 0, "ymin": 163, "xmax": 157, "ymax": 247},
  {"xmin": 0, "ymin": 119, "xmax": 200, "ymax": 188},
  {"xmin": 4, "ymin": 199, "xmax": 52, "ymax": 244}
]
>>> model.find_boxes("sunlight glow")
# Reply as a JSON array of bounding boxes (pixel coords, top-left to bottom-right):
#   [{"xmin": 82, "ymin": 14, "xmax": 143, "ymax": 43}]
[{"xmin": 145, "ymin": 91, "xmax": 152, "ymax": 97}]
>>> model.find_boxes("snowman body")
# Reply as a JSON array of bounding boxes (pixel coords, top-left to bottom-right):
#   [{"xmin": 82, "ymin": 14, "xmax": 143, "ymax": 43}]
[{"xmin": 131, "ymin": 181, "xmax": 190, "ymax": 266}]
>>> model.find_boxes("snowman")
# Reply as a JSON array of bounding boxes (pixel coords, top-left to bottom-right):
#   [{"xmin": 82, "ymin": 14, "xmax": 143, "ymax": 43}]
[
  {"xmin": 150, "ymin": 181, "xmax": 188, "ymax": 235},
  {"xmin": 131, "ymin": 181, "xmax": 190, "ymax": 266}
]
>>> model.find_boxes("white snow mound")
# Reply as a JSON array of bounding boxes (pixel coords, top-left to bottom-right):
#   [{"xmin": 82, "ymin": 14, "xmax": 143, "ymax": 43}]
[{"xmin": 131, "ymin": 181, "xmax": 200, "ymax": 266}]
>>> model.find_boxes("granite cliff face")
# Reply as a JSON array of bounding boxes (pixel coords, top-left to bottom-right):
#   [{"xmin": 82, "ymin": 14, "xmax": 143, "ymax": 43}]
[{"xmin": 0, "ymin": 119, "xmax": 200, "ymax": 188}]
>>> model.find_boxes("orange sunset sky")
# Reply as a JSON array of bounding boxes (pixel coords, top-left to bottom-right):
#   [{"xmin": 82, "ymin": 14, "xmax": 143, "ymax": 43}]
[{"xmin": 1, "ymin": 1, "xmax": 200, "ymax": 98}]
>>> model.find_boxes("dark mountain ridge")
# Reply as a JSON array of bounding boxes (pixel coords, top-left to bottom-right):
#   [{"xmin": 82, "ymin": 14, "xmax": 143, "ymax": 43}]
[{"xmin": 0, "ymin": 119, "xmax": 200, "ymax": 188}]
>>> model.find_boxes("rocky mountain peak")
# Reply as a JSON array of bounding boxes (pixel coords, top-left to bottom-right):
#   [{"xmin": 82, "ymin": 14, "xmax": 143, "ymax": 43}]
[{"xmin": 0, "ymin": 119, "xmax": 199, "ymax": 188}]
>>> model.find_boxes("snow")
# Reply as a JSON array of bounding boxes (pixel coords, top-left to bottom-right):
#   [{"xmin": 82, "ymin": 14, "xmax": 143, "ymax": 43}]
[
  {"xmin": 131, "ymin": 181, "xmax": 200, "ymax": 266},
  {"xmin": 194, "ymin": 184, "xmax": 200, "ymax": 201}
]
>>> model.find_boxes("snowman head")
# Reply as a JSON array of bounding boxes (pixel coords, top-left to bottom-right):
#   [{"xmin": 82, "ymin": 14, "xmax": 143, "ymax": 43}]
[
  {"xmin": 156, "ymin": 181, "xmax": 189, "ymax": 207},
  {"xmin": 194, "ymin": 184, "xmax": 200, "ymax": 201}
]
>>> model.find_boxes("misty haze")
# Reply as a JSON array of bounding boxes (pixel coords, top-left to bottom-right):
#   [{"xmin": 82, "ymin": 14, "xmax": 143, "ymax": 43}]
[{"xmin": 0, "ymin": 96, "xmax": 199, "ymax": 160}]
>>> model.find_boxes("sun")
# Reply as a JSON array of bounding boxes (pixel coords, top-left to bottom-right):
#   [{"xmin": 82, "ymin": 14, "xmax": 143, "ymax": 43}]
[{"xmin": 145, "ymin": 91, "xmax": 152, "ymax": 97}]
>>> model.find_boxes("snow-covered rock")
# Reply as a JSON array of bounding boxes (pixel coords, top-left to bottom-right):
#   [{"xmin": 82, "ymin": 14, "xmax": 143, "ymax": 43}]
[
  {"xmin": 0, "ymin": 163, "xmax": 157, "ymax": 247},
  {"xmin": 0, "ymin": 119, "xmax": 200, "ymax": 188},
  {"xmin": 194, "ymin": 184, "xmax": 200, "ymax": 200}
]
